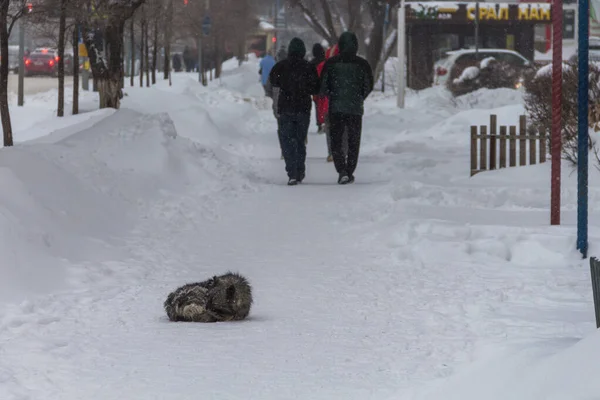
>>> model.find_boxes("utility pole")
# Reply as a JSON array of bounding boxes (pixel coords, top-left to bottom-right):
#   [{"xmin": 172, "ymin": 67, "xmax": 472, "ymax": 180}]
[
  {"xmin": 397, "ymin": 0, "xmax": 405, "ymax": 108},
  {"xmin": 18, "ymin": 20, "xmax": 25, "ymax": 106}
]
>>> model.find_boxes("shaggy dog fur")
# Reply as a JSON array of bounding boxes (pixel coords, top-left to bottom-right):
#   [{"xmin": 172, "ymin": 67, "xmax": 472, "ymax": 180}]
[{"xmin": 164, "ymin": 272, "xmax": 252, "ymax": 322}]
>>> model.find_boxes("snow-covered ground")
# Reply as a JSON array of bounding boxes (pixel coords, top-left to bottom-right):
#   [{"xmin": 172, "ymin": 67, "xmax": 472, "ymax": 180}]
[{"xmin": 0, "ymin": 55, "xmax": 599, "ymax": 400}]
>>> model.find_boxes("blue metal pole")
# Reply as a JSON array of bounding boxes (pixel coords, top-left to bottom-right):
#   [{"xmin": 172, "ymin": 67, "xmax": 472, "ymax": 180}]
[{"xmin": 578, "ymin": 0, "xmax": 589, "ymax": 258}]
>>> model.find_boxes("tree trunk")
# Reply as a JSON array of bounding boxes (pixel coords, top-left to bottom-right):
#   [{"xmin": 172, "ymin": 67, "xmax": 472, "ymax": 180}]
[
  {"xmin": 0, "ymin": 3, "xmax": 13, "ymax": 146},
  {"xmin": 130, "ymin": 17, "xmax": 135, "ymax": 86},
  {"xmin": 57, "ymin": 0, "xmax": 67, "ymax": 117},
  {"xmin": 365, "ymin": 4, "xmax": 385, "ymax": 76},
  {"xmin": 151, "ymin": 15, "xmax": 157, "ymax": 85},
  {"xmin": 72, "ymin": 25, "xmax": 79, "ymax": 115},
  {"xmin": 214, "ymin": 35, "xmax": 223, "ymax": 79},
  {"xmin": 145, "ymin": 18, "xmax": 150, "ymax": 87},
  {"xmin": 139, "ymin": 15, "xmax": 144, "ymax": 87},
  {"xmin": 84, "ymin": 23, "xmax": 126, "ymax": 109},
  {"xmin": 121, "ymin": 31, "xmax": 125, "ymax": 90},
  {"xmin": 163, "ymin": 0, "xmax": 173, "ymax": 80}
]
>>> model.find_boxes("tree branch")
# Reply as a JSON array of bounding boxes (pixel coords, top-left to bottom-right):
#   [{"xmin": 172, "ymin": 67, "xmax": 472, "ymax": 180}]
[
  {"xmin": 319, "ymin": 0, "xmax": 337, "ymax": 40},
  {"xmin": 289, "ymin": 0, "xmax": 336, "ymax": 44}
]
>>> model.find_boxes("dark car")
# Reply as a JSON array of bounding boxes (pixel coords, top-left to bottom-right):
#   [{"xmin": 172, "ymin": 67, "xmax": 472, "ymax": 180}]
[{"xmin": 24, "ymin": 49, "xmax": 73, "ymax": 77}]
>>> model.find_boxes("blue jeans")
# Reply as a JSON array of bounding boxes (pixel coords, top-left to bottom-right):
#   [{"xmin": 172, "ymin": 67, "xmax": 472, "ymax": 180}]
[{"xmin": 279, "ymin": 113, "xmax": 310, "ymax": 180}]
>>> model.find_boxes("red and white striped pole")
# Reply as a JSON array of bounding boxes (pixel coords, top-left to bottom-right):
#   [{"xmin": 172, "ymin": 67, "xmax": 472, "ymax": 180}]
[{"xmin": 551, "ymin": 0, "xmax": 562, "ymax": 225}]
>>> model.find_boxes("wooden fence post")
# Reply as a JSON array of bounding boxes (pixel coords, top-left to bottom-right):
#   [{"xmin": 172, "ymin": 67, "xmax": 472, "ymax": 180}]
[
  {"xmin": 480, "ymin": 125, "xmax": 488, "ymax": 172},
  {"xmin": 529, "ymin": 125, "xmax": 537, "ymax": 165},
  {"xmin": 470, "ymin": 115, "xmax": 548, "ymax": 176},
  {"xmin": 490, "ymin": 114, "xmax": 497, "ymax": 170},
  {"xmin": 499, "ymin": 125, "xmax": 507, "ymax": 168},
  {"xmin": 590, "ymin": 257, "xmax": 600, "ymax": 328},
  {"xmin": 471, "ymin": 125, "xmax": 477, "ymax": 176},
  {"xmin": 509, "ymin": 125, "xmax": 517, "ymax": 167},
  {"xmin": 519, "ymin": 115, "xmax": 527, "ymax": 166}
]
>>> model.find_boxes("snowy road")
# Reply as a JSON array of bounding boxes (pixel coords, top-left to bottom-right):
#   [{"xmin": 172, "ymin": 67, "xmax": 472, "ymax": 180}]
[
  {"xmin": 0, "ymin": 63, "xmax": 598, "ymax": 400},
  {"xmin": 7, "ymin": 75, "xmax": 74, "ymax": 95}
]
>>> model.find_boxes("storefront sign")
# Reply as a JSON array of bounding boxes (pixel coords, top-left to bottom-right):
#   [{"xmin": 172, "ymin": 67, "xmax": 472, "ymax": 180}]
[{"xmin": 406, "ymin": 2, "xmax": 552, "ymax": 24}]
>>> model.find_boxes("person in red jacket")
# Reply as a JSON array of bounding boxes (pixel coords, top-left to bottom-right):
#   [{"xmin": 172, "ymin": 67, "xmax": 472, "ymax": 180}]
[{"xmin": 316, "ymin": 44, "xmax": 346, "ymax": 162}]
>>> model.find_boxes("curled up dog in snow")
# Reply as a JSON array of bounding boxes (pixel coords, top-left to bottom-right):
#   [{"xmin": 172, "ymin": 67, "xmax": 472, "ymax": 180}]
[{"xmin": 164, "ymin": 272, "xmax": 253, "ymax": 322}]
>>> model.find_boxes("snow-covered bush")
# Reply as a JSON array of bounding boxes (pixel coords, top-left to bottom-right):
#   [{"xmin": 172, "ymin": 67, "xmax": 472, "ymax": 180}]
[
  {"xmin": 523, "ymin": 61, "xmax": 600, "ymax": 165},
  {"xmin": 447, "ymin": 57, "xmax": 521, "ymax": 97}
]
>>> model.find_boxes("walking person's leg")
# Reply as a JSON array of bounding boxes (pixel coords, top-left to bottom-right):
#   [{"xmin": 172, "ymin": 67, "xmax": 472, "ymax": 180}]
[
  {"xmin": 345, "ymin": 114, "xmax": 363, "ymax": 182},
  {"xmin": 296, "ymin": 113, "xmax": 310, "ymax": 182},
  {"xmin": 325, "ymin": 115, "xmax": 333, "ymax": 162},
  {"xmin": 342, "ymin": 126, "xmax": 349, "ymax": 160},
  {"xmin": 279, "ymin": 114, "xmax": 299, "ymax": 184},
  {"xmin": 313, "ymin": 99, "xmax": 321, "ymax": 132},
  {"xmin": 329, "ymin": 113, "xmax": 349, "ymax": 182},
  {"xmin": 276, "ymin": 117, "xmax": 285, "ymax": 159}
]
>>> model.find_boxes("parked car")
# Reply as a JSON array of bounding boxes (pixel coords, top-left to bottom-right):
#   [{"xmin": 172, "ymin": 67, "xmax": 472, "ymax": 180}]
[
  {"xmin": 433, "ymin": 48, "xmax": 533, "ymax": 87},
  {"xmin": 24, "ymin": 48, "xmax": 74, "ymax": 77},
  {"xmin": 568, "ymin": 36, "xmax": 600, "ymax": 63}
]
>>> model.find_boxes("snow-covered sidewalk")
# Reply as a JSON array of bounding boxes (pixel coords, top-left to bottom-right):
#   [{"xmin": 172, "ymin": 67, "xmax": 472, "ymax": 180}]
[{"xmin": 0, "ymin": 57, "xmax": 598, "ymax": 400}]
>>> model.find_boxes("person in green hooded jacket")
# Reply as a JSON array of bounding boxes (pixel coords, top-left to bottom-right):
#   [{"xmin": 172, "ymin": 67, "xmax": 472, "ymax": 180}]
[{"xmin": 320, "ymin": 31, "xmax": 374, "ymax": 184}]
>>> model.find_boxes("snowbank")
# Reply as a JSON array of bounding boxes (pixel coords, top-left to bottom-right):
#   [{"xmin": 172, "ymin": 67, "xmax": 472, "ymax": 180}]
[
  {"xmin": 0, "ymin": 55, "xmax": 597, "ymax": 400},
  {"xmin": 409, "ymin": 331, "xmax": 600, "ymax": 400},
  {"xmin": 453, "ymin": 66, "xmax": 480, "ymax": 84},
  {"xmin": 0, "ymin": 95, "xmax": 257, "ymax": 303}
]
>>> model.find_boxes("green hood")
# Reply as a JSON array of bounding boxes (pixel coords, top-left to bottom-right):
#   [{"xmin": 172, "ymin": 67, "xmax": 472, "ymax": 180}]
[
  {"xmin": 288, "ymin": 37, "xmax": 306, "ymax": 59},
  {"xmin": 338, "ymin": 32, "xmax": 359, "ymax": 55}
]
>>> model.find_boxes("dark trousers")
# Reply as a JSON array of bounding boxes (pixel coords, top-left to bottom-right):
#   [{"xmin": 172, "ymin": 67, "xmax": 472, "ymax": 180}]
[
  {"xmin": 329, "ymin": 112, "xmax": 362, "ymax": 176},
  {"xmin": 279, "ymin": 113, "xmax": 310, "ymax": 180},
  {"xmin": 276, "ymin": 117, "xmax": 284, "ymax": 155},
  {"xmin": 313, "ymin": 100, "xmax": 320, "ymax": 126}
]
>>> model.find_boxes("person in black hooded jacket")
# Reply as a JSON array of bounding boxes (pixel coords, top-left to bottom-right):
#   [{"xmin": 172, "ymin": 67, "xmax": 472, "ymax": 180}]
[
  {"xmin": 269, "ymin": 37, "xmax": 320, "ymax": 186},
  {"xmin": 320, "ymin": 31, "xmax": 374, "ymax": 185}
]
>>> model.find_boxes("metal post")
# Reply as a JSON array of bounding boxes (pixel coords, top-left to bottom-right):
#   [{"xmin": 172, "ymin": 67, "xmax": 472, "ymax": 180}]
[
  {"xmin": 397, "ymin": 0, "xmax": 405, "ymax": 108},
  {"xmin": 17, "ymin": 20, "xmax": 25, "ymax": 106},
  {"xmin": 578, "ymin": 0, "xmax": 589, "ymax": 258},
  {"xmin": 475, "ymin": 2, "xmax": 480, "ymax": 58},
  {"xmin": 591, "ymin": 258, "xmax": 600, "ymax": 328},
  {"xmin": 551, "ymin": 0, "xmax": 562, "ymax": 225}
]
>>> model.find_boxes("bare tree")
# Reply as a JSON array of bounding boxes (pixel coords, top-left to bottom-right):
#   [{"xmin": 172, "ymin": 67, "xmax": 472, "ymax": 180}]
[
  {"xmin": 0, "ymin": 0, "xmax": 27, "ymax": 146},
  {"xmin": 130, "ymin": 16, "xmax": 135, "ymax": 86},
  {"xmin": 172, "ymin": 0, "xmax": 256, "ymax": 80},
  {"xmin": 57, "ymin": 0, "xmax": 67, "ymax": 117},
  {"xmin": 151, "ymin": 11, "xmax": 157, "ymax": 84},
  {"xmin": 144, "ymin": 11, "xmax": 149, "ymax": 87},
  {"xmin": 138, "ymin": 6, "xmax": 145, "ymax": 87},
  {"xmin": 163, "ymin": 0, "xmax": 172, "ymax": 81},
  {"xmin": 82, "ymin": 0, "xmax": 146, "ymax": 109},
  {"xmin": 72, "ymin": 23, "xmax": 79, "ymax": 115},
  {"xmin": 288, "ymin": 0, "xmax": 398, "ymax": 82}
]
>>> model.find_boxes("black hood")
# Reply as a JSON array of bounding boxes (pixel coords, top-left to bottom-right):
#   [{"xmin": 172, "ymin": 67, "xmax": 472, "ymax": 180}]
[
  {"xmin": 312, "ymin": 43, "xmax": 325, "ymax": 60},
  {"xmin": 288, "ymin": 37, "xmax": 306, "ymax": 59},
  {"xmin": 338, "ymin": 31, "xmax": 359, "ymax": 55}
]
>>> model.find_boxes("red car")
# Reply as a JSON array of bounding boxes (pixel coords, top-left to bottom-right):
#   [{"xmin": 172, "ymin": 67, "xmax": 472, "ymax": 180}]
[{"xmin": 24, "ymin": 49, "xmax": 73, "ymax": 77}]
